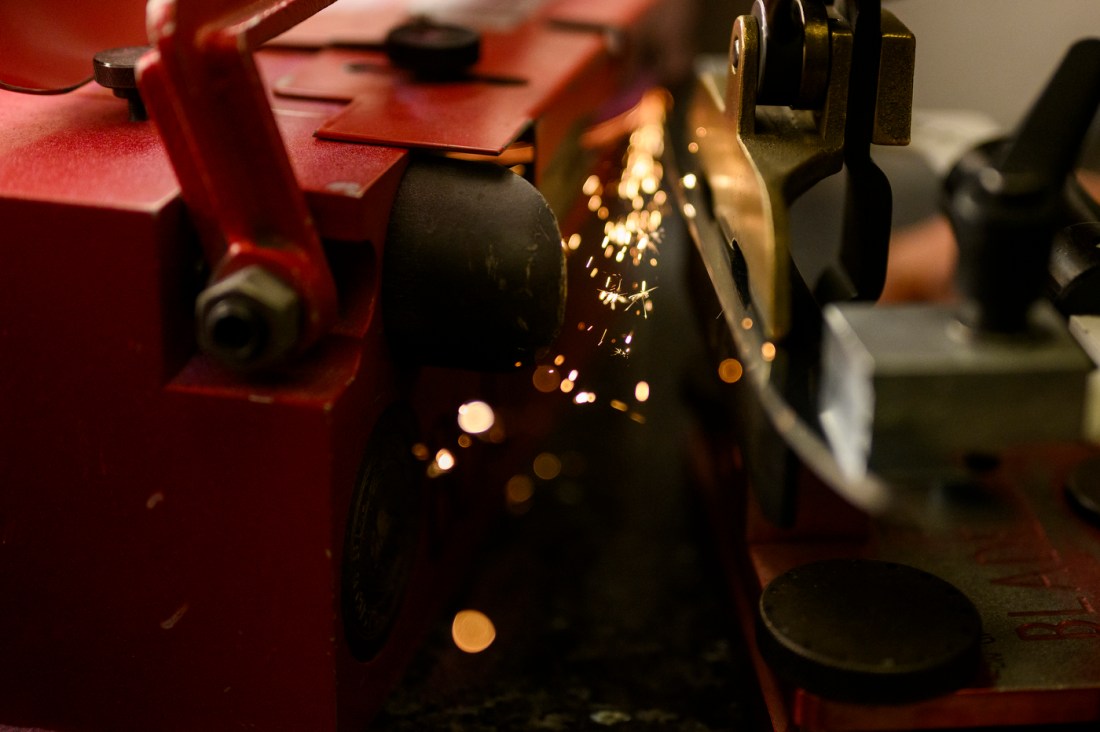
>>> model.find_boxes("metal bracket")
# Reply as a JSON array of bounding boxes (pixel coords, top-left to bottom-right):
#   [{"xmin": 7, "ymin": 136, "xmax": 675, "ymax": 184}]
[
  {"xmin": 690, "ymin": 9, "xmax": 851, "ymax": 340},
  {"xmin": 688, "ymin": 2, "xmax": 914, "ymax": 340},
  {"xmin": 137, "ymin": 0, "xmax": 340, "ymax": 370}
]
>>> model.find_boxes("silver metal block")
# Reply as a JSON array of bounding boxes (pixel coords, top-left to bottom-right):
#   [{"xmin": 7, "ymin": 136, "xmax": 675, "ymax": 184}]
[{"xmin": 820, "ymin": 302, "xmax": 1091, "ymax": 483}]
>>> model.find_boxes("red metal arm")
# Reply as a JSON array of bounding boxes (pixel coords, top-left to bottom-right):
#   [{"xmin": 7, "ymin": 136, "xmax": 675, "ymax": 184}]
[{"xmin": 137, "ymin": 0, "xmax": 340, "ymax": 365}]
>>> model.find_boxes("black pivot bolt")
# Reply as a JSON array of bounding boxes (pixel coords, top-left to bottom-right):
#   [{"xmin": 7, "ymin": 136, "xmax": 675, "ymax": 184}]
[
  {"xmin": 196, "ymin": 266, "xmax": 303, "ymax": 372},
  {"xmin": 93, "ymin": 46, "xmax": 151, "ymax": 122}
]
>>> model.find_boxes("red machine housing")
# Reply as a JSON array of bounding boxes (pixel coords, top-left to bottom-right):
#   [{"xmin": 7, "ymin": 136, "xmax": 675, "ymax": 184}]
[{"xmin": 0, "ymin": 0, "xmax": 668, "ymax": 728}]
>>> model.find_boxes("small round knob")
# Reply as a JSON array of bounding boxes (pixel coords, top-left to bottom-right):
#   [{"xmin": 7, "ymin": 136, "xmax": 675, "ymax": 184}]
[
  {"xmin": 384, "ymin": 21, "xmax": 480, "ymax": 79},
  {"xmin": 93, "ymin": 46, "xmax": 150, "ymax": 121}
]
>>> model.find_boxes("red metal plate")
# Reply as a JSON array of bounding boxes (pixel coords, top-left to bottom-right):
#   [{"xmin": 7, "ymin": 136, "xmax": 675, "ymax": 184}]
[{"xmin": 276, "ymin": 23, "xmax": 606, "ymax": 154}]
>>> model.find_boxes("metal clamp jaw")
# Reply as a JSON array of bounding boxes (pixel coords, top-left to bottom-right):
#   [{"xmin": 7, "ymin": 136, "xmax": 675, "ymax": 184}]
[
  {"xmin": 688, "ymin": 0, "xmax": 914, "ymax": 341},
  {"xmin": 137, "ymin": 0, "xmax": 341, "ymax": 372}
]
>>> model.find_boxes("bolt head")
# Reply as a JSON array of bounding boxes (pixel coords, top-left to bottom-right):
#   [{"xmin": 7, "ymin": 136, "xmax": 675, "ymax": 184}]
[{"xmin": 195, "ymin": 266, "xmax": 302, "ymax": 371}]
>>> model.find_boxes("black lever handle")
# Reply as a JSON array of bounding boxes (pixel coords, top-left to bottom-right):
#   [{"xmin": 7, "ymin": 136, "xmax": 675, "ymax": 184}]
[{"xmin": 946, "ymin": 38, "xmax": 1100, "ymax": 333}]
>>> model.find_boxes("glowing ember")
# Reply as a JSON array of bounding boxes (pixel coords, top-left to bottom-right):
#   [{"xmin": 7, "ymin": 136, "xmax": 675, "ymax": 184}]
[
  {"xmin": 505, "ymin": 474, "xmax": 535, "ymax": 505},
  {"xmin": 452, "ymin": 610, "xmax": 496, "ymax": 654},
  {"xmin": 762, "ymin": 342, "xmax": 777, "ymax": 362},
  {"xmin": 533, "ymin": 365, "xmax": 562, "ymax": 393},
  {"xmin": 718, "ymin": 358, "xmax": 743, "ymax": 384},
  {"xmin": 434, "ymin": 449, "xmax": 455, "ymax": 471},
  {"xmin": 533, "ymin": 452, "xmax": 563, "ymax": 480},
  {"xmin": 527, "ymin": 89, "xmax": 670, "ymax": 418},
  {"xmin": 457, "ymin": 400, "xmax": 495, "ymax": 434}
]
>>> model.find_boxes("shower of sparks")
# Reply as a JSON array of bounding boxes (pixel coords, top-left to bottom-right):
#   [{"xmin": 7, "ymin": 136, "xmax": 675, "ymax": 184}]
[
  {"xmin": 525, "ymin": 89, "xmax": 670, "ymax": 420},
  {"xmin": 626, "ymin": 282, "xmax": 657, "ymax": 317},
  {"xmin": 598, "ymin": 288, "xmax": 629, "ymax": 310}
]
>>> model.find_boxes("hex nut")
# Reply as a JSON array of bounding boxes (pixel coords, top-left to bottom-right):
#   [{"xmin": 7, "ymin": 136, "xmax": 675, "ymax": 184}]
[{"xmin": 195, "ymin": 265, "xmax": 302, "ymax": 371}]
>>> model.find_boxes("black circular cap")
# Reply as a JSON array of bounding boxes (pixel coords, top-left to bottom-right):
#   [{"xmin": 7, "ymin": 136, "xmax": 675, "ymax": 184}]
[
  {"xmin": 384, "ymin": 21, "xmax": 480, "ymax": 78},
  {"xmin": 1066, "ymin": 455, "xmax": 1100, "ymax": 526},
  {"xmin": 757, "ymin": 559, "xmax": 983, "ymax": 703},
  {"xmin": 92, "ymin": 46, "xmax": 149, "ymax": 90}
]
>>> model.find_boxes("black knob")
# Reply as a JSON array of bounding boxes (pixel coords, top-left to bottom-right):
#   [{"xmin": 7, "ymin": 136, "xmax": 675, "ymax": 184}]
[
  {"xmin": 93, "ymin": 46, "xmax": 150, "ymax": 121},
  {"xmin": 384, "ymin": 20, "xmax": 480, "ymax": 80},
  {"xmin": 757, "ymin": 559, "xmax": 982, "ymax": 703},
  {"xmin": 945, "ymin": 39, "xmax": 1100, "ymax": 333}
]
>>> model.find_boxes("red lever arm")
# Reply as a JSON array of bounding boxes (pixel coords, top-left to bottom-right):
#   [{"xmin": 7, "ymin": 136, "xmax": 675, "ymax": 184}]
[{"xmin": 137, "ymin": 0, "xmax": 340, "ymax": 366}]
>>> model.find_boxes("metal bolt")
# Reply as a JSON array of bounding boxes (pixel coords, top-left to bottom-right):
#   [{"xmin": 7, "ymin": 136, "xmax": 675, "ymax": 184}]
[
  {"xmin": 93, "ymin": 46, "xmax": 150, "ymax": 121},
  {"xmin": 195, "ymin": 266, "xmax": 302, "ymax": 371}
]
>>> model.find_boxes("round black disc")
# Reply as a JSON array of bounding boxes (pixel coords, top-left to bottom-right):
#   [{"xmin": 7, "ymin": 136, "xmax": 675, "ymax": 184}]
[
  {"xmin": 757, "ymin": 559, "xmax": 982, "ymax": 703},
  {"xmin": 384, "ymin": 21, "xmax": 480, "ymax": 78}
]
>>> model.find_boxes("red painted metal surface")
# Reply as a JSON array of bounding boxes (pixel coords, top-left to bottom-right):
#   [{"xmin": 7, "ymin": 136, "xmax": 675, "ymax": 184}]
[
  {"xmin": 0, "ymin": 1, "xmax": 146, "ymax": 92},
  {"xmin": 278, "ymin": 26, "xmax": 611, "ymax": 156},
  {"xmin": 0, "ymin": 62, "xmax": 492, "ymax": 731},
  {"xmin": 0, "ymin": 0, "xmax": 663, "ymax": 728}
]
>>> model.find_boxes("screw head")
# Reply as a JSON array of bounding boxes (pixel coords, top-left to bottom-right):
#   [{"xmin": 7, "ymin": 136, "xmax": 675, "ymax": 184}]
[{"xmin": 195, "ymin": 266, "xmax": 302, "ymax": 371}]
